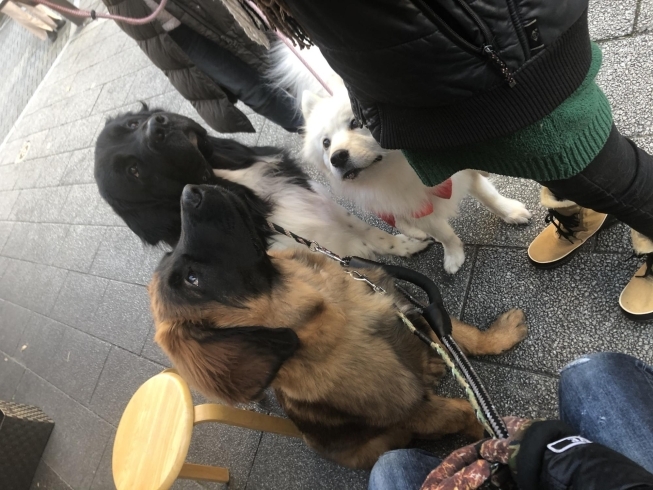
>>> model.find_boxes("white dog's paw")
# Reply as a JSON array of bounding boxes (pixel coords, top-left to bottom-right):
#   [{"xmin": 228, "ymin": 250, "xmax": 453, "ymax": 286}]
[
  {"xmin": 443, "ymin": 247, "xmax": 466, "ymax": 274},
  {"xmin": 500, "ymin": 199, "xmax": 532, "ymax": 225},
  {"xmin": 394, "ymin": 234, "xmax": 433, "ymax": 257}
]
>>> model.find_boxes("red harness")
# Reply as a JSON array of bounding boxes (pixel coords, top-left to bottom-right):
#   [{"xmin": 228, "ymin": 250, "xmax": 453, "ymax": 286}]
[{"xmin": 377, "ymin": 178, "xmax": 452, "ymax": 228}]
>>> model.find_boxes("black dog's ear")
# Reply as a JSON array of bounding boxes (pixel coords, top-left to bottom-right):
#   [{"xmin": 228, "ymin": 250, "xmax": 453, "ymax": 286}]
[
  {"xmin": 156, "ymin": 321, "xmax": 299, "ymax": 404},
  {"xmin": 120, "ymin": 205, "xmax": 181, "ymax": 247},
  {"xmin": 139, "ymin": 101, "xmax": 149, "ymax": 112}
]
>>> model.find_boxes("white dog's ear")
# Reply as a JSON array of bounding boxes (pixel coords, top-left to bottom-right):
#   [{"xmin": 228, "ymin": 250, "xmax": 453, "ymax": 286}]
[{"xmin": 301, "ymin": 91, "xmax": 323, "ymax": 118}]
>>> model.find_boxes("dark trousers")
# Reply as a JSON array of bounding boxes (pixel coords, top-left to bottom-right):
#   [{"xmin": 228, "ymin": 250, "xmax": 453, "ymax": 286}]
[
  {"xmin": 540, "ymin": 125, "xmax": 653, "ymax": 240},
  {"xmin": 169, "ymin": 24, "xmax": 304, "ymax": 132}
]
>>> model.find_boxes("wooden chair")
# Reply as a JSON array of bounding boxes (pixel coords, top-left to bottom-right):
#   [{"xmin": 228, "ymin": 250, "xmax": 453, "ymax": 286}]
[{"xmin": 112, "ymin": 369, "xmax": 302, "ymax": 490}]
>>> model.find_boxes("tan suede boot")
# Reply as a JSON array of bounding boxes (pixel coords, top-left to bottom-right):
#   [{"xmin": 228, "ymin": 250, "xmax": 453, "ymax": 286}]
[
  {"xmin": 619, "ymin": 230, "xmax": 653, "ymax": 321},
  {"xmin": 528, "ymin": 188, "xmax": 609, "ymax": 268}
]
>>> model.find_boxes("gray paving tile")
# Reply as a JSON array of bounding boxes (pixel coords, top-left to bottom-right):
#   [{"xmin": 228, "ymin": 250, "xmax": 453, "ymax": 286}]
[
  {"xmin": 92, "ymin": 75, "xmax": 136, "ymax": 115},
  {"xmin": 142, "ymin": 90, "xmax": 184, "ymax": 115},
  {"xmin": 13, "ymin": 369, "xmax": 113, "ymax": 489},
  {"xmin": 21, "ymin": 263, "xmax": 68, "ymax": 316},
  {"xmin": 15, "ymin": 314, "xmax": 66, "ymax": 378},
  {"xmin": 90, "ymin": 197, "xmax": 128, "ymax": 227},
  {"xmin": 0, "ymin": 190, "xmax": 19, "ymax": 220},
  {"xmin": 47, "ymin": 326, "xmax": 111, "ymax": 405},
  {"xmin": 30, "ymin": 461, "xmax": 73, "ymax": 490},
  {"xmin": 57, "ymin": 114, "xmax": 105, "ymax": 153},
  {"xmin": 3, "ymin": 223, "xmax": 70, "ymax": 265},
  {"xmin": 125, "ymin": 65, "xmax": 175, "ymax": 105},
  {"xmin": 60, "ymin": 184, "xmax": 103, "ymax": 225},
  {"xmin": 0, "ymin": 258, "xmax": 33, "ymax": 305},
  {"xmin": 140, "ymin": 323, "xmax": 172, "ymax": 367},
  {"xmin": 0, "ymin": 220, "xmax": 14, "ymax": 251},
  {"xmin": 597, "ymin": 34, "xmax": 653, "ymax": 137},
  {"xmin": 89, "ymin": 347, "xmax": 163, "ymax": 426},
  {"xmin": 589, "ymin": 0, "xmax": 637, "ymax": 40},
  {"xmin": 595, "ymin": 221, "xmax": 632, "ymax": 252},
  {"xmin": 51, "ymin": 225, "xmax": 106, "ymax": 272},
  {"xmin": 32, "ymin": 154, "xmax": 72, "ymax": 188},
  {"xmin": 638, "ymin": 0, "xmax": 653, "ymax": 33},
  {"xmin": 9, "ymin": 187, "xmax": 71, "ymax": 223},
  {"xmin": 0, "ymin": 354, "xmax": 25, "ymax": 401},
  {"xmin": 13, "ymin": 159, "xmax": 43, "ymax": 190},
  {"xmin": 0, "ymin": 138, "xmax": 25, "ymax": 166},
  {"xmin": 0, "ymin": 164, "xmax": 19, "ymax": 191},
  {"xmin": 247, "ymin": 432, "xmax": 369, "ymax": 490},
  {"xmin": 461, "ymin": 247, "xmax": 653, "ymax": 375},
  {"xmin": 0, "ymin": 299, "xmax": 32, "ymax": 355},
  {"xmin": 450, "ymin": 175, "xmax": 541, "ymax": 248},
  {"xmin": 74, "ymin": 31, "xmax": 130, "ymax": 73},
  {"xmin": 383, "ymin": 245, "xmax": 475, "ymax": 318},
  {"xmin": 50, "ymin": 272, "xmax": 109, "ymax": 332},
  {"xmin": 184, "ymin": 421, "xmax": 261, "ymax": 490},
  {"xmin": 90, "ymin": 226, "xmax": 164, "ymax": 285},
  {"xmin": 255, "ymin": 122, "xmax": 303, "ymax": 156},
  {"xmin": 88, "ymin": 280, "xmax": 152, "ymax": 353}
]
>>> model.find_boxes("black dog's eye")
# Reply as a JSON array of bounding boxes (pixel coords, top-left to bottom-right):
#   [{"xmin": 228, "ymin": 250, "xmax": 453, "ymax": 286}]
[
  {"xmin": 128, "ymin": 165, "xmax": 139, "ymax": 178},
  {"xmin": 186, "ymin": 269, "xmax": 199, "ymax": 287},
  {"xmin": 323, "ymin": 138, "xmax": 331, "ymax": 149},
  {"xmin": 349, "ymin": 118, "xmax": 360, "ymax": 130},
  {"xmin": 127, "ymin": 120, "xmax": 139, "ymax": 129}
]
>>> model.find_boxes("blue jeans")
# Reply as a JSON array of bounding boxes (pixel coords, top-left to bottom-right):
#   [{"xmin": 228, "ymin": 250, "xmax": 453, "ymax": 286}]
[
  {"xmin": 369, "ymin": 353, "xmax": 653, "ymax": 490},
  {"xmin": 169, "ymin": 24, "xmax": 304, "ymax": 132}
]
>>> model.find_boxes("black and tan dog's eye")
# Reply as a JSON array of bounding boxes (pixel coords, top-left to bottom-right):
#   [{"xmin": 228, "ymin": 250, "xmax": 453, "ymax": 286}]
[
  {"xmin": 186, "ymin": 269, "xmax": 199, "ymax": 287},
  {"xmin": 127, "ymin": 120, "xmax": 139, "ymax": 129},
  {"xmin": 323, "ymin": 138, "xmax": 331, "ymax": 149},
  {"xmin": 128, "ymin": 165, "xmax": 139, "ymax": 178},
  {"xmin": 349, "ymin": 118, "xmax": 360, "ymax": 130}
]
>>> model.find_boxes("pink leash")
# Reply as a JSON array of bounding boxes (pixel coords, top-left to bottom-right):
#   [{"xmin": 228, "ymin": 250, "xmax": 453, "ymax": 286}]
[{"xmin": 31, "ymin": 0, "xmax": 333, "ymax": 95}]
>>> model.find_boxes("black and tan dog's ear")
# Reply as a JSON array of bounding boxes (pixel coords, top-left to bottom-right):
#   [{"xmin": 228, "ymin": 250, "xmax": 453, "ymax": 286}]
[{"xmin": 156, "ymin": 321, "xmax": 299, "ymax": 404}]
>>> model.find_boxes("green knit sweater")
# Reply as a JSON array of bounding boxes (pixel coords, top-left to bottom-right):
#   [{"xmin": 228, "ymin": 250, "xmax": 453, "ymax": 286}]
[{"xmin": 403, "ymin": 43, "xmax": 613, "ymax": 186}]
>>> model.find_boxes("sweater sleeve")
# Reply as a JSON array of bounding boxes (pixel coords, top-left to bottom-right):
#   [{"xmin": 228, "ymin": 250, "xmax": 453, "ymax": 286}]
[{"xmin": 515, "ymin": 420, "xmax": 653, "ymax": 490}]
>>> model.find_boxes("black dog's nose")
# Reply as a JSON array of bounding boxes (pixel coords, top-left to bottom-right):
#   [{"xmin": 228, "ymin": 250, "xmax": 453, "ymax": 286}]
[
  {"xmin": 330, "ymin": 149, "xmax": 350, "ymax": 168},
  {"xmin": 146, "ymin": 114, "xmax": 168, "ymax": 143},
  {"xmin": 182, "ymin": 185, "xmax": 203, "ymax": 208}
]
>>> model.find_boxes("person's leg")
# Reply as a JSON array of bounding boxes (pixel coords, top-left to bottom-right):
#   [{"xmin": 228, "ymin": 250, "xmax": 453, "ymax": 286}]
[
  {"xmin": 540, "ymin": 125, "xmax": 653, "ymax": 239},
  {"xmin": 369, "ymin": 449, "xmax": 441, "ymax": 490},
  {"xmin": 559, "ymin": 352, "xmax": 653, "ymax": 473},
  {"xmin": 536, "ymin": 125, "xmax": 653, "ymax": 319},
  {"xmin": 169, "ymin": 24, "xmax": 304, "ymax": 132}
]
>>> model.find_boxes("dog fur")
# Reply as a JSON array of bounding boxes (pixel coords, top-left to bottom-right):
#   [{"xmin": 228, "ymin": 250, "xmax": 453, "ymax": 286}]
[
  {"xmin": 94, "ymin": 106, "xmax": 430, "ymax": 258},
  {"xmin": 267, "ymin": 43, "xmax": 532, "ymax": 273},
  {"xmin": 150, "ymin": 184, "xmax": 528, "ymax": 469}
]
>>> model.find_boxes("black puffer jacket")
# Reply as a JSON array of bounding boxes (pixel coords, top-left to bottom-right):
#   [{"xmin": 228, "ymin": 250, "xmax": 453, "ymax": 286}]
[
  {"xmin": 103, "ymin": 0, "xmax": 268, "ymax": 133},
  {"xmin": 281, "ymin": 0, "xmax": 591, "ymax": 150}
]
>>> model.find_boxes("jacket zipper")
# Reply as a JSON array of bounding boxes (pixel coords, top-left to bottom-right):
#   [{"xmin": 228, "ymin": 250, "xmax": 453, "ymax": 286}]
[
  {"xmin": 505, "ymin": 0, "xmax": 530, "ymax": 60},
  {"xmin": 413, "ymin": 0, "xmax": 517, "ymax": 88}
]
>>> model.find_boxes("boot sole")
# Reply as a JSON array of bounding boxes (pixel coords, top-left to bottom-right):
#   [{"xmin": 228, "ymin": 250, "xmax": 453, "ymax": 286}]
[
  {"xmin": 528, "ymin": 214, "xmax": 615, "ymax": 270},
  {"xmin": 619, "ymin": 309, "xmax": 653, "ymax": 322}
]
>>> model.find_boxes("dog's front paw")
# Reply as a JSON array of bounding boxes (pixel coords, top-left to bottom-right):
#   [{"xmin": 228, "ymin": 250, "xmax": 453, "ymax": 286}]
[
  {"xmin": 394, "ymin": 234, "xmax": 433, "ymax": 257},
  {"xmin": 443, "ymin": 247, "xmax": 466, "ymax": 274},
  {"xmin": 485, "ymin": 308, "xmax": 528, "ymax": 354},
  {"xmin": 500, "ymin": 199, "xmax": 532, "ymax": 225}
]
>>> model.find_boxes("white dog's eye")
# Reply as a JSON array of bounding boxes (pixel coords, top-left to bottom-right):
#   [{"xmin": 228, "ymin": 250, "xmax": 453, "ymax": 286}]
[
  {"xmin": 349, "ymin": 118, "xmax": 360, "ymax": 130},
  {"xmin": 322, "ymin": 138, "xmax": 331, "ymax": 149}
]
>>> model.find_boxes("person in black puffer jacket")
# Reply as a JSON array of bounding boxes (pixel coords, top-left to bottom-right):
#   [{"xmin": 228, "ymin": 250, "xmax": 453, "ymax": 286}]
[
  {"xmin": 236, "ymin": 0, "xmax": 653, "ymax": 321},
  {"xmin": 102, "ymin": 0, "xmax": 304, "ymax": 133}
]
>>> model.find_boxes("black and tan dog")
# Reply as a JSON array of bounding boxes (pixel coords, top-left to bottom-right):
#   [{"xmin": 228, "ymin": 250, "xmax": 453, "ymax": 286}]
[{"xmin": 149, "ymin": 184, "xmax": 528, "ymax": 469}]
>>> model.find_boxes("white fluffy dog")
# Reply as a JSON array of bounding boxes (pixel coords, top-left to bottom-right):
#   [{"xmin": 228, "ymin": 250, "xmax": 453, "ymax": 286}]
[{"xmin": 268, "ymin": 44, "xmax": 531, "ymax": 273}]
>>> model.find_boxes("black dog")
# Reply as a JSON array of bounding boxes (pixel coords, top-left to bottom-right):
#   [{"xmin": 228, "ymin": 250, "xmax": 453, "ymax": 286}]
[
  {"xmin": 94, "ymin": 105, "xmax": 304, "ymax": 247},
  {"xmin": 94, "ymin": 105, "xmax": 429, "ymax": 257}
]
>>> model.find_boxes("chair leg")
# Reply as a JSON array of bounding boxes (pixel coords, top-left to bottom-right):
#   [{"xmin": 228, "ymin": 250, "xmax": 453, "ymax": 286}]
[
  {"xmin": 194, "ymin": 404, "xmax": 303, "ymax": 438},
  {"xmin": 178, "ymin": 463, "xmax": 229, "ymax": 483}
]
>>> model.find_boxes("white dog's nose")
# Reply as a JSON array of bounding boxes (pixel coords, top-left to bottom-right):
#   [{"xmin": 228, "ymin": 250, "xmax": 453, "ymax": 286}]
[{"xmin": 330, "ymin": 149, "xmax": 349, "ymax": 168}]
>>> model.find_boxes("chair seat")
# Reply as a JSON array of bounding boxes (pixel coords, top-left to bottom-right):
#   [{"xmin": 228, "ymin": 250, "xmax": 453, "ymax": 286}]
[{"xmin": 113, "ymin": 371, "xmax": 194, "ymax": 490}]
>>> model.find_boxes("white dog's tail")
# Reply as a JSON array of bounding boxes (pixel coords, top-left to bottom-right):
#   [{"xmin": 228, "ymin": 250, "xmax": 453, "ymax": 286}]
[{"xmin": 266, "ymin": 41, "xmax": 340, "ymax": 105}]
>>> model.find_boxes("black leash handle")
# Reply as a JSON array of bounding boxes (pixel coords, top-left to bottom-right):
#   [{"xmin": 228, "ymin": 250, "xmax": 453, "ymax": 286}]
[{"xmin": 346, "ymin": 256, "xmax": 509, "ymax": 439}]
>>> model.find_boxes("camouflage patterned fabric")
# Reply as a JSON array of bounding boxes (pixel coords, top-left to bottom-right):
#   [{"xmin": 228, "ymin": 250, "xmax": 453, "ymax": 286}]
[{"xmin": 421, "ymin": 418, "xmax": 534, "ymax": 490}]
